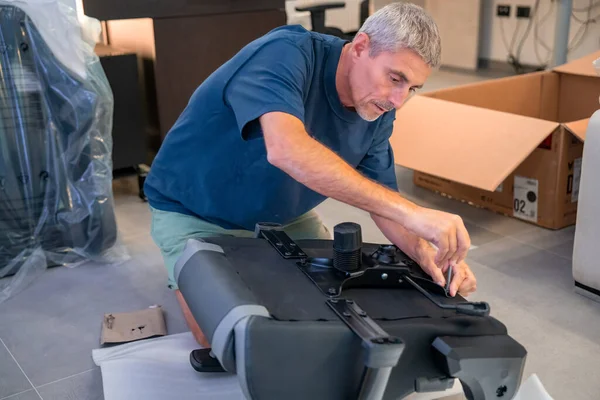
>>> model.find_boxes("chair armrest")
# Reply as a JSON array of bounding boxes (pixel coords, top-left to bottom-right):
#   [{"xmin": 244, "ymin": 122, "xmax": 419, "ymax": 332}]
[{"xmin": 295, "ymin": 2, "xmax": 345, "ymax": 13}]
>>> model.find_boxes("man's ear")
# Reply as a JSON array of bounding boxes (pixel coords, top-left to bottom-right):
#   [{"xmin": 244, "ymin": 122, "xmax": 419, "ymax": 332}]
[{"xmin": 351, "ymin": 32, "xmax": 371, "ymax": 59}]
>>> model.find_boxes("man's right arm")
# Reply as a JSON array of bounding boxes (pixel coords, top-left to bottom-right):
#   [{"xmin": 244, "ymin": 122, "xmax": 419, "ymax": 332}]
[{"xmin": 260, "ymin": 111, "xmax": 471, "ymax": 268}]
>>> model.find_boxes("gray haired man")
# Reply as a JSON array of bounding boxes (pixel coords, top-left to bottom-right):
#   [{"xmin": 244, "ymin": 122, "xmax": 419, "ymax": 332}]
[{"xmin": 144, "ymin": 2, "xmax": 477, "ymax": 346}]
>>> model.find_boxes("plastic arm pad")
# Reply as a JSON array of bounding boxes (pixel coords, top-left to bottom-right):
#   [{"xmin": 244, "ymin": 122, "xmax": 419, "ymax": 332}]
[{"xmin": 432, "ymin": 335, "xmax": 527, "ymax": 400}]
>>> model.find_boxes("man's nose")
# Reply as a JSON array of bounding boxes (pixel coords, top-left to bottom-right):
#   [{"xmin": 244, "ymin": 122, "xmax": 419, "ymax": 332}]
[{"xmin": 389, "ymin": 87, "xmax": 411, "ymax": 108}]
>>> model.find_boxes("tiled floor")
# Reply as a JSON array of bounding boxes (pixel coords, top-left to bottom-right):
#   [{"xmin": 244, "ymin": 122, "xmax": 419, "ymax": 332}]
[{"xmin": 0, "ymin": 66, "xmax": 597, "ymax": 400}]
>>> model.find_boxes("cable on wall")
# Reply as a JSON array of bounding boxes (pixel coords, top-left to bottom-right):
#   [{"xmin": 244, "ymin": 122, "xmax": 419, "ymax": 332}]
[{"xmin": 501, "ymin": 0, "xmax": 598, "ymax": 73}]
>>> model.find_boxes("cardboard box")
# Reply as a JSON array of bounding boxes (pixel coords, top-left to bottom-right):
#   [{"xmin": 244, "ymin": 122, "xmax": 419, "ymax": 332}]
[
  {"xmin": 390, "ymin": 51, "xmax": 600, "ymax": 229},
  {"xmin": 101, "ymin": 306, "xmax": 167, "ymax": 345}
]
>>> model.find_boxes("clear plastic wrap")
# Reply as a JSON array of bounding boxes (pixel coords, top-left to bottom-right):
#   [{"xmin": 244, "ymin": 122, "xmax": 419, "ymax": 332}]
[{"xmin": 0, "ymin": 0, "xmax": 129, "ymax": 303}]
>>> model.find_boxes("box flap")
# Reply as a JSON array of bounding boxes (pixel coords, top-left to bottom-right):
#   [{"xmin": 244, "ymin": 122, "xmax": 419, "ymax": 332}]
[
  {"xmin": 391, "ymin": 96, "xmax": 560, "ymax": 191},
  {"xmin": 565, "ymin": 118, "xmax": 589, "ymax": 142},
  {"xmin": 552, "ymin": 51, "xmax": 600, "ymax": 78},
  {"xmin": 425, "ymin": 71, "xmax": 547, "ymax": 119}
]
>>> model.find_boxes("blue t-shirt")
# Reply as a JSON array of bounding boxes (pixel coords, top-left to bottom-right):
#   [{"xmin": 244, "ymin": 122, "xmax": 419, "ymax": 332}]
[{"xmin": 144, "ymin": 25, "xmax": 398, "ymax": 231}]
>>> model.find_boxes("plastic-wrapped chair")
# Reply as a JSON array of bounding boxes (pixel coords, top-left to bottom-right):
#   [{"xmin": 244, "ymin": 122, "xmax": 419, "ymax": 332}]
[{"xmin": 0, "ymin": 2, "xmax": 122, "ymax": 294}]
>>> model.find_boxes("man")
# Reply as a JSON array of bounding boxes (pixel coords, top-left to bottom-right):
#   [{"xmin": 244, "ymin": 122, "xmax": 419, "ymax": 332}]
[{"xmin": 144, "ymin": 3, "xmax": 476, "ymax": 346}]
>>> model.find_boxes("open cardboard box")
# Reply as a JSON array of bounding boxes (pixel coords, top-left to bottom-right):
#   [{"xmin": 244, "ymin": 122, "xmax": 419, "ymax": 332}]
[{"xmin": 390, "ymin": 51, "xmax": 600, "ymax": 229}]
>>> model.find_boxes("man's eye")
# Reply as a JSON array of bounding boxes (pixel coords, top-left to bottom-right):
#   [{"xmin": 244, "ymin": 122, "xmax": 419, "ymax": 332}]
[{"xmin": 390, "ymin": 75, "xmax": 400, "ymax": 83}]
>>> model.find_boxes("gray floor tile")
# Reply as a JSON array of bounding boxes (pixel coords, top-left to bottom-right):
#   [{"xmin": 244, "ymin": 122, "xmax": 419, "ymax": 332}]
[
  {"xmin": 462, "ymin": 221, "xmax": 503, "ymax": 249},
  {"xmin": 37, "ymin": 368, "xmax": 103, "ymax": 400},
  {"xmin": 112, "ymin": 177, "xmax": 153, "ymax": 242},
  {"xmin": 510, "ymin": 225, "xmax": 575, "ymax": 259},
  {"xmin": 468, "ymin": 238, "xmax": 600, "ymax": 346},
  {"xmin": 113, "ymin": 199, "xmax": 152, "ymax": 242},
  {"xmin": 0, "ymin": 341, "xmax": 32, "ymax": 399},
  {"xmin": 465, "ymin": 255, "xmax": 600, "ymax": 400},
  {"xmin": 0, "ymin": 390, "xmax": 41, "ymax": 400},
  {"xmin": 315, "ymin": 199, "xmax": 390, "ymax": 244},
  {"xmin": 0, "ymin": 234, "xmax": 188, "ymax": 387}
]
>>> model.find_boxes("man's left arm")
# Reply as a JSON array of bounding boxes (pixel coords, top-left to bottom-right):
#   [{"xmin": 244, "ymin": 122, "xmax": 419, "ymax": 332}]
[{"xmin": 357, "ymin": 114, "xmax": 477, "ymax": 297}]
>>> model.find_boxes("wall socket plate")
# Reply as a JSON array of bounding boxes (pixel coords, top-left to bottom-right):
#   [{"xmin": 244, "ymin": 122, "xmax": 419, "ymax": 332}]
[
  {"xmin": 517, "ymin": 6, "xmax": 531, "ymax": 18},
  {"xmin": 497, "ymin": 4, "xmax": 510, "ymax": 17}
]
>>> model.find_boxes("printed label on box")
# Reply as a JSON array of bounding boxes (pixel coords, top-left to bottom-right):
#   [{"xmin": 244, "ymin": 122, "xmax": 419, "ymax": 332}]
[
  {"xmin": 571, "ymin": 158, "xmax": 582, "ymax": 203},
  {"xmin": 513, "ymin": 176, "xmax": 538, "ymax": 222}
]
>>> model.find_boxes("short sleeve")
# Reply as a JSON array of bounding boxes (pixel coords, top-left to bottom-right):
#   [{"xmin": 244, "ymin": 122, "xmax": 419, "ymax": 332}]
[
  {"xmin": 357, "ymin": 112, "xmax": 399, "ymax": 191},
  {"xmin": 224, "ymin": 39, "xmax": 309, "ymax": 140}
]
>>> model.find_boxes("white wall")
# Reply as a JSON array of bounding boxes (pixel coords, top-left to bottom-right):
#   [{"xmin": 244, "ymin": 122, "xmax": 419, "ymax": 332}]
[
  {"xmin": 426, "ymin": 0, "xmax": 482, "ymax": 70},
  {"xmin": 479, "ymin": 0, "xmax": 600, "ymax": 67}
]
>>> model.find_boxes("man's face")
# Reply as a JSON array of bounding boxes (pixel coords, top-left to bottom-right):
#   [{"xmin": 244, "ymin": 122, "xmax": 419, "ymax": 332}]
[{"xmin": 347, "ymin": 34, "xmax": 432, "ymax": 121}]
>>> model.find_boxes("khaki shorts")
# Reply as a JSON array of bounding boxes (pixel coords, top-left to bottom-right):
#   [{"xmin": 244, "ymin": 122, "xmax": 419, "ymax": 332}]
[{"xmin": 149, "ymin": 206, "xmax": 331, "ymax": 289}]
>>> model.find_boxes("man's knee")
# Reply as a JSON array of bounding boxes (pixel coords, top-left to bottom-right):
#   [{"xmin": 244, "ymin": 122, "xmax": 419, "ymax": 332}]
[
  {"xmin": 149, "ymin": 206, "xmax": 255, "ymax": 287},
  {"xmin": 149, "ymin": 207, "xmax": 206, "ymax": 288},
  {"xmin": 283, "ymin": 209, "xmax": 331, "ymax": 240}
]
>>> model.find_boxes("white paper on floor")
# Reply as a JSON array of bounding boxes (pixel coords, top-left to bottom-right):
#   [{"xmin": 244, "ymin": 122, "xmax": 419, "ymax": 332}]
[
  {"xmin": 92, "ymin": 332, "xmax": 245, "ymax": 400},
  {"xmin": 513, "ymin": 374, "xmax": 554, "ymax": 400},
  {"xmin": 92, "ymin": 332, "xmax": 553, "ymax": 400}
]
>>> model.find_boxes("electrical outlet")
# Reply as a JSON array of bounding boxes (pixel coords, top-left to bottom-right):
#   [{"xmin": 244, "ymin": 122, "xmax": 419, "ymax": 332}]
[
  {"xmin": 517, "ymin": 6, "xmax": 531, "ymax": 18},
  {"xmin": 497, "ymin": 4, "xmax": 511, "ymax": 17}
]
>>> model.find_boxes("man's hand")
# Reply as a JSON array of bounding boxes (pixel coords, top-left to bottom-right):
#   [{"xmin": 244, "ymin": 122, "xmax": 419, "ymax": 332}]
[
  {"xmin": 403, "ymin": 207, "xmax": 471, "ymax": 269},
  {"xmin": 413, "ymin": 239, "xmax": 477, "ymax": 297},
  {"xmin": 371, "ymin": 213, "xmax": 476, "ymax": 296}
]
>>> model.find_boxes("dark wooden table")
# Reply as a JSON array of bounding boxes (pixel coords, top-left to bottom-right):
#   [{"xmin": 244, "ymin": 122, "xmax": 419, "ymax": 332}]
[{"xmin": 81, "ymin": 0, "xmax": 287, "ymax": 141}]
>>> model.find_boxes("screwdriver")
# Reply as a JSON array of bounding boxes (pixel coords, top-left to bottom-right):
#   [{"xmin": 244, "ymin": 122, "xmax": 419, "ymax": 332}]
[{"xmin": 444, "ymin": 264, "xmax": 453, "ymax": 297}]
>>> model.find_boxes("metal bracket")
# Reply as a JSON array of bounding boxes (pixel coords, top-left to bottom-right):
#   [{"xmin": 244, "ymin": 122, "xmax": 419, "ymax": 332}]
[
  {"xmin": 327, "ymin": 298, "xmax": 405, "ymax": 400},
  {"xmin": 404, "ymin": 275, "xmax": 490, "ymax": 317},
  {"xmin": 254, "ymin": 223, "xmax": 306, "ymax": 259},
  {"xmin": 296, "ymin": 245, "xmax": 446, "ymax": 298}
]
